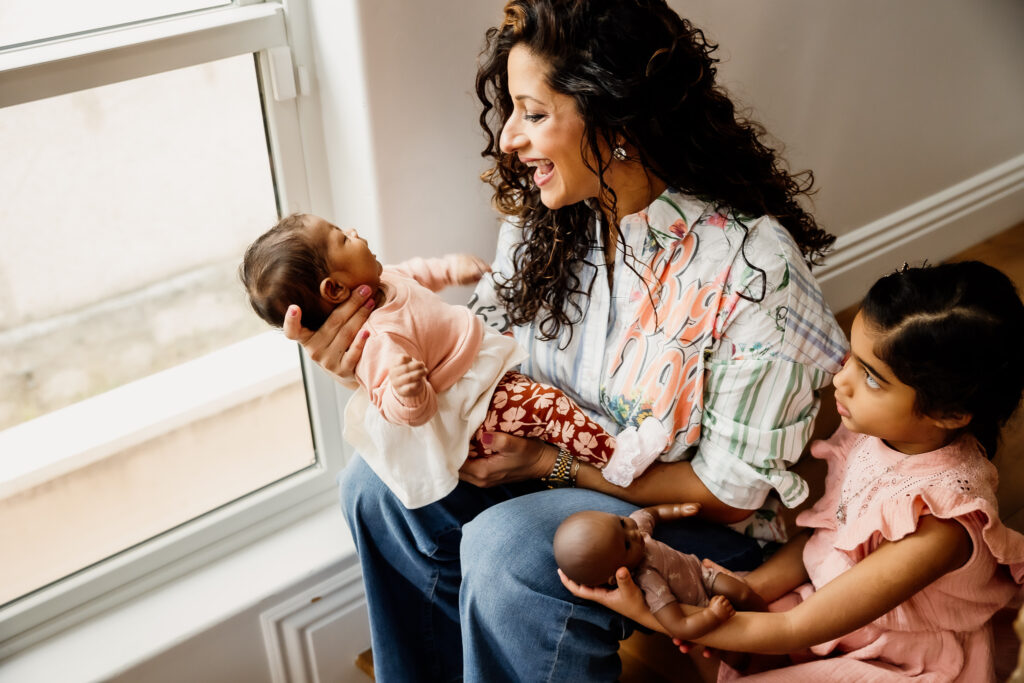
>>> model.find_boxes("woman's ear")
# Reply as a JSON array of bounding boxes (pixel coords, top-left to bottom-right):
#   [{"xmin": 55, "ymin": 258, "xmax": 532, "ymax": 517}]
[{"xmin": 320, "ymin": 277, "xmax": 350, "ymax": 304}]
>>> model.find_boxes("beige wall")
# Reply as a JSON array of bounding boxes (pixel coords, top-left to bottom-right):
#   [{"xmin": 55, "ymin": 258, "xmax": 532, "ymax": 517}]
[{"xmin": 675, "ymin": 0, "xmax": 1024, "ymax": 237}]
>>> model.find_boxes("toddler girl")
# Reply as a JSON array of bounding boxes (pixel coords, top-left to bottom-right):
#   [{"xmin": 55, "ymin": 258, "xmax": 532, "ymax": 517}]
[
  {"xmin": 563, "ymin": 260, "xmax": 1024, "ymax": 681},
  {"xmin": 240, "ymin": 214, "xmax": 667, "ymax": 507}
]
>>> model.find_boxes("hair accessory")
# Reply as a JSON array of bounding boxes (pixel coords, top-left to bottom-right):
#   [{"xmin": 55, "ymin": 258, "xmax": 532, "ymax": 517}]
[
  {"xmin": 899, "ymin": 262, "xmax": 910, "ymax": 274},
  {"xmin": 612, "ymin": 146, "xmax": 628, "ymax": 162}
]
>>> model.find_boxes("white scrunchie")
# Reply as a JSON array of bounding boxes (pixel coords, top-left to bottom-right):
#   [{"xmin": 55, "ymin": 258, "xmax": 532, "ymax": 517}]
[{"xmin": 601, "ymin": 417, "xmax": 670, "ymax": 487}]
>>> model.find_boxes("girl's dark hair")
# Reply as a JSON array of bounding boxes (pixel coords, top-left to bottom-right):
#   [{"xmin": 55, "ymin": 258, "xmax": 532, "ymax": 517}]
[
  {"xmin": 476, "ymin": 0, "xmax": 834, "ymax": 339},
  {"xmin": 239, "ymin": 213, "xmax": 332, "ymax": 331},
  {"xmin": 861, "ymin": 261, "xmax": 1024, "ymax": 458}
]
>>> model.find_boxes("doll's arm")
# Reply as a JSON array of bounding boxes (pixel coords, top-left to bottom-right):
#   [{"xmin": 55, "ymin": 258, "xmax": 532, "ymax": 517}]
[{"xmin": 653, "ymin": 595, "xmax": 735, "ymax": 641}]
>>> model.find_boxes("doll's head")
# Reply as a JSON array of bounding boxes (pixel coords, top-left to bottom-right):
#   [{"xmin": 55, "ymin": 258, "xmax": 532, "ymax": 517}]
[
  {"xmin": 834, "ymin": 261, "xmax": 1024, "ymax": 457},
  {"xmin": 553, "ymin": 510, "xmax": 646, "ymax": 586},
  {"xmin": 240, "ymin": 214, "xmax": 382, "ymax": 330}
]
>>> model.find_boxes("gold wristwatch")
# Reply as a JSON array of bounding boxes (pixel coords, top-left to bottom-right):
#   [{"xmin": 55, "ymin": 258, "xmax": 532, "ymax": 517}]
[{"xmin": 542, "ymin": 446, "xmax": 578, "ymax": 489}]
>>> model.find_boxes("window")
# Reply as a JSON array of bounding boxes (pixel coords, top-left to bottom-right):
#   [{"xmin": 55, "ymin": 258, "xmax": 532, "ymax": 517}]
[{"xmin": 0, "ymin": 2, "xmax": 345, "ymax": 656}]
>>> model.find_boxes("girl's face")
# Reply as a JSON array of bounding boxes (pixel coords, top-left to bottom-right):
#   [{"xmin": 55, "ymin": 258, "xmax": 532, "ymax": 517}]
[
  {"xmin": 833, "ymin": 312, "xmax": 955, "ymax": 454},
  {"xmin": 499, "ymin": 44, "xmax": 602, "ymax": 210}
]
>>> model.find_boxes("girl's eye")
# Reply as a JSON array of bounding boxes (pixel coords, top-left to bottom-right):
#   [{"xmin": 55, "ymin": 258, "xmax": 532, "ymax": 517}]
[
  {"xmin": 523, "ymin": 113, "xmax": 546, "ymax": 123},
  {"xmin": 864, "ymin": 372, "xmax": 881, "ymax": 389}
]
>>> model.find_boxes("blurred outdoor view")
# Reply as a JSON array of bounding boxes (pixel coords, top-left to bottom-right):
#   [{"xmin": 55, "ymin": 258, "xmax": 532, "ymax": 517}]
[{"xmin": 0, "ymin": 6, "xmax": 316, "ymax": 605}]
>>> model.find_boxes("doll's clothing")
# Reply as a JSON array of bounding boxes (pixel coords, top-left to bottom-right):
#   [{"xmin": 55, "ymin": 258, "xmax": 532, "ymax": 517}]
[
  {"xmin": 630, "ymin": 509, "xmax": 719, "ymax": 614},
  {"xmin": 720, "ymin": 425, "xmax": 1024, "ymax": 682}
]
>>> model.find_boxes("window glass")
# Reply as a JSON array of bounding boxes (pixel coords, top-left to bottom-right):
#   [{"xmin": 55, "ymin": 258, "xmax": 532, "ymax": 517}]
[
  {"xmin": 0, "ymin": 54, "xmax": 315, "ymax": 606},
  {"xmin": 0, "ymin": 0, "xmax": 232, "ymax": 48}
]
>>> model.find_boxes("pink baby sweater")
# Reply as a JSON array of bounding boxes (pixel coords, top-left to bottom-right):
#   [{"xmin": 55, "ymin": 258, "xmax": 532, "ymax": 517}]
[{"xmin": 355, "ymin": 257, "xmax": 482, "ymax": 426}]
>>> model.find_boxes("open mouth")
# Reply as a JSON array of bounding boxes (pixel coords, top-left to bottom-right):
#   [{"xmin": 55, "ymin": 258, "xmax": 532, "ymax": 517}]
[{"xmin": 530, "ymin": 159, "xmax": 554, "ymax": 187}]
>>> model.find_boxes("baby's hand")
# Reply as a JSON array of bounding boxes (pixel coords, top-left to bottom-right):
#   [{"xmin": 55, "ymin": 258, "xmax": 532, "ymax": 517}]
[
  {"xmin": 389, "ymin": 355, "xmax": 428, "ymax": 399},
  {"xmin": 707, "ymin": 594, "xmax": 735, "ymax": 622},
  {"xmin": 452, "ymin": 254, "xmax": 491, "ymax": 286}
]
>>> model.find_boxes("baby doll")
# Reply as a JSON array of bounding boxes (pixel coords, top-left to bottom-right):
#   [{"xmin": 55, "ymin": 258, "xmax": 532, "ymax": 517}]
[
  {"xmin": 554, "ymin": 502, "xmax": 767, "ymax": 641},
  {"xmin": 240, "ymin": 214, "xmax": 667, "ymax": 507}
]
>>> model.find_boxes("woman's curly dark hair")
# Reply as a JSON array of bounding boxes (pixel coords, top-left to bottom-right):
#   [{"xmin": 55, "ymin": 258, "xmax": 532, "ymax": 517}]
[{"xmin": 476, "ymin": 0, "xmax": 834, "ymax": 340}]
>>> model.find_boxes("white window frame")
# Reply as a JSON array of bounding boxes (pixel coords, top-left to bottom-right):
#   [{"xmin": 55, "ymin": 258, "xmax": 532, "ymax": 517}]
[{"xmin": 0, "ymin": 1, "xmax": 348, "ymax": 659}]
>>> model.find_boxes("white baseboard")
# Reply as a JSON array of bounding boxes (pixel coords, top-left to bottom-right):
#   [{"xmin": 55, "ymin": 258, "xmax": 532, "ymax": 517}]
[
  {"xmin": 816, "ymin": 153, "xmax": 1024, "ymax": 313},
  {"xmin": 260, "ymin": 562, "xmax": 371, "ymax": 683}
]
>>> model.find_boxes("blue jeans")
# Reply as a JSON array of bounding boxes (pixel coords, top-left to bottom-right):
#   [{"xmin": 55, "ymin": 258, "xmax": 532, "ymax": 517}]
[{"xmin": 339, "ymin": 455, "xmax": 762, "ymax": 683}]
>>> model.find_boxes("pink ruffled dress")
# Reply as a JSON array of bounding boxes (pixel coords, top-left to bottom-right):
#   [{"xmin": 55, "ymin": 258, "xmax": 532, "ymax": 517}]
[{"xmin": 720, "ymin": 426, "xmax": 1024, "ymax": 682}]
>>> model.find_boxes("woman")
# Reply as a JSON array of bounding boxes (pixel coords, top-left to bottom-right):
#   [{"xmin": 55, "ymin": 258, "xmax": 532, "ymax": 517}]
[{"xmin": 286, "ymin": 1, "xmax": 847, "ymax": 680}]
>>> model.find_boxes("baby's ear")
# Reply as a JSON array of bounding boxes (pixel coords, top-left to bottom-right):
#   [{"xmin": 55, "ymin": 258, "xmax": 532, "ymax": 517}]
[{"xmin": 320, "ymin": 277, "xmax": 350, "ymax": 304}]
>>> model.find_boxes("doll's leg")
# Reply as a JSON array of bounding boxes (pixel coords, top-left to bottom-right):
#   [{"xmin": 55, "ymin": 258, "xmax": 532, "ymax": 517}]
[{"xmin": 468, "ymin": 370, "xmax": 615, "ymax": 465}]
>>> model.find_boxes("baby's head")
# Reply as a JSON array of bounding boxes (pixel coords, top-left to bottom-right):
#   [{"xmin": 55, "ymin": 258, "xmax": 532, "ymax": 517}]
[
  {"xmin": 837, "ymin": 261, "xmax": 1024, "ymax": 457},
  {"xmin": 240, "ymin": 214, "xmax": 382, "ymax": 330},
  {"xmin": 553, "ymin": 510, "xmax": 646, "ymax": 586}
]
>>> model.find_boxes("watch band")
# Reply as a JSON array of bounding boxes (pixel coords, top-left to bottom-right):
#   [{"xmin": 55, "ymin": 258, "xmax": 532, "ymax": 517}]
[{"xmin": 542, "ymin": 446, "xmax": 576, "ymax": 489}]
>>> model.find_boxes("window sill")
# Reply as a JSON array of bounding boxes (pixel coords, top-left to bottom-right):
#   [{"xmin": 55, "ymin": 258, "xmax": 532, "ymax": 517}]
[
  {"xmin": 0, "ymin": 502, "xmax": 356, "ymax": 682},
  {"xmin": 0, "ymin": 331, "xmax": 300, "ymax": 499}
]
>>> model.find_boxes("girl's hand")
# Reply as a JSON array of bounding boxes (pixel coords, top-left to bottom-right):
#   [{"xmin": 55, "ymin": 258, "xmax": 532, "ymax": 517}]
[
  {"xmin": 559, "ymin": 567, "xmax": 656, "ymax": 628},
  {"xmin": 389, "ymin": 355, "xmax": 428, "ymax": 398},
  {"xmin": 282, "ymin": 287, "xmax": 375, "ymax": 385},
  {"xmin": 458, "ymin": 432, "xmax": 555, "ymax": 487},
  {"xmin": 453, "ymin": 254, "xmax": 491, "ymax": 286}
]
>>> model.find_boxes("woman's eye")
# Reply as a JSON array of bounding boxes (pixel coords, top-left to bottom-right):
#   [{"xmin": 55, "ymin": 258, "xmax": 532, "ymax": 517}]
[
  {"xmin": 523, "ymin": 113, "xmax": 546, "ymax": 123},
  {"xmin": 864, "ymin": 372, "xmax": 880, "ymax": 389}
]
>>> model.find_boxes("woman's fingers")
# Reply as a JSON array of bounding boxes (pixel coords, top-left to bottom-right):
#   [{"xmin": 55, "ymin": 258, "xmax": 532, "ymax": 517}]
[
  {"xmin": 283, "ymin": 286, "xmax": 375, "ymax": 379},
  {"xmin": 459, "ymin": 432, "xmax": 555, "ymax": 486}
]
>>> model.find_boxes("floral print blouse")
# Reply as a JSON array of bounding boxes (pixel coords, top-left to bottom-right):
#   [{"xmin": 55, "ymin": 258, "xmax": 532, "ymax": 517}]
[{"xmin": 469, "ymin": 189, "xmax": 847, "ymax": 514}]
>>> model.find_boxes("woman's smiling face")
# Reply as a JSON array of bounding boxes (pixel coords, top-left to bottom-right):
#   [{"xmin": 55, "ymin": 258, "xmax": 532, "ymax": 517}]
[{"xmin": 499, "ymin": 44, "xmax": 602, "ymax": 210}]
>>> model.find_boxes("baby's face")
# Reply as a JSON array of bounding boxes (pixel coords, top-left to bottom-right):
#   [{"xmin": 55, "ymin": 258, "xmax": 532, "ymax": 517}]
[{"xmin": 305, "ymin": 215, "xmax": 383, "ymax": 295}]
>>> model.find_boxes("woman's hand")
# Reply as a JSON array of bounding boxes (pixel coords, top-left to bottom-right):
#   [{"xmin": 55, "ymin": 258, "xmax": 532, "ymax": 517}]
[
  {"xmin": 558, "ymin": 567, "xmax": 660, "ymax": 630},
  {"xmin": 458, "ymin": 432, "xmax": 556, "ymax": 487},
  {"xmin": 282, "ymin": 286, "xmax": 376, "ymax": 384}
]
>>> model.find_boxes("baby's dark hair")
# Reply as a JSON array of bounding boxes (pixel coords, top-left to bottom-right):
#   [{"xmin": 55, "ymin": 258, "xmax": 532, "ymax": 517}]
[
  {"xmin": 239, "ymin": 213, "xmax": 332, "ymax": 331},
  {"xmin": 861, "ymin": 261, "xmax": 1024, "ymax": 457}
]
